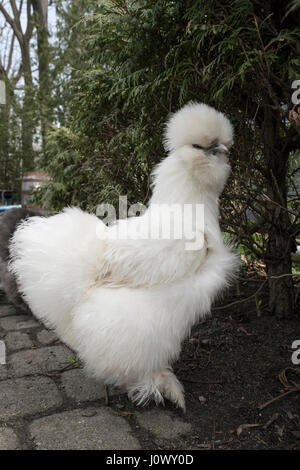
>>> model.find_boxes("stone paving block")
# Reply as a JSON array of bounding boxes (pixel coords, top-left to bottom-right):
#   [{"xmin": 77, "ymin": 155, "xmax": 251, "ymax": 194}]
[
  {"xmin": 10, "ymin": 345, "xmax": 73, "ymax": 377},
  {"xmin": 0, "ymin": 364, "xmax": 7, "ymax": 380},
  {"xmin": 61, "ymin": 368, "xmax": 122, "ymax": 403},
  {"xmin": 61, "ymin": 368, "xmax": 105, "ymax": 402},
  {"xmin": 0, "ymin": 376, "xmax": 63, "ymax": 420},
  {"xmin": 0, "ymin": 305, "xmax": 17, "ymax": 318},
  {"xmin": 0, "ymin": 427, "xmax": 21, "ymax": 450},
  {"xmin": 136, "ymin": 409, "xmax": 192, "ymax": 439},
  {"xmin": 0, "ymin": 315, "xmax": 39, "ymax": 331},
  {"xmin": 5, "ymin": 331, "xmax": 34, "ymax": 351},
  {"xmin": 30, "ymin": 407, "xmax": 141, "ymax": 450},
  {"xmin": 37, "ymin": 329, "xmax": 59, "ymax": 346}
]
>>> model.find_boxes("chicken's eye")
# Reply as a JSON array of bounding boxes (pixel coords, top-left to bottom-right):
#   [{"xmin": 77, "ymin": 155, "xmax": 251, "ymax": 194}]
[{"xmin": 192, "ymin": 144, "xmax": 204, "ymax": 150}]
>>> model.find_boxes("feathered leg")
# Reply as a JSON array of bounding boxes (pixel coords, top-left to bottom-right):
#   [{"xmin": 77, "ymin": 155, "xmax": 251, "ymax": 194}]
[{"xmin": 128, "ymin": 367, "xmax": 186, "ymax": 411}]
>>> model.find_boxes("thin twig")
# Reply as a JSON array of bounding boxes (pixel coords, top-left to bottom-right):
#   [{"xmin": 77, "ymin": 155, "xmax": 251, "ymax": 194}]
[
  {"xmin": 259, "ymin": 368, "xmax": 300, "ymax": 410},
  {"xmin": 212, "ymin": 280, "xmax": 267, "ymax": 310},
  {"xmin": 181, "ymin": 378, "xmax": 224, "ymax": 385},
  {"xmin": 258, "ymin": 386, "xmax": 300, "ymax": 410},
  {"xmin": 213, "ymin": 273, "xmax": 300, "ymax": 311}
]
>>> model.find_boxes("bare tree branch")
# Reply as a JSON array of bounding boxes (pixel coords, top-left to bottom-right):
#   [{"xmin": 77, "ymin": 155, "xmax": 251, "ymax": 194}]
[
  {"xmin": 0, "ymin": 2, "xmax": 23, "ymax": 45},
  {"xmin": 9, "ymin": 0, "xmax": 22, "ymax": 32},
  {"xmin": 6, "ymin": 30, "xmax": 15, "ymax": 73},
  {"xmin": 11, "ymin": 62, "xmax": 23, "ymax": 87},
  {"xmin": 25, "ymin": 0, "xmax": 33, "ymax": 40}
]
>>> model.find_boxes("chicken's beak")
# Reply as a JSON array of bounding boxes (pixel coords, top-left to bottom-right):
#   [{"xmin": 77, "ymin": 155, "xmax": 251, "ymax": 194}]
[{"xmin": 216, "ymin": 143, "xmax": 229, "ymax": 153}]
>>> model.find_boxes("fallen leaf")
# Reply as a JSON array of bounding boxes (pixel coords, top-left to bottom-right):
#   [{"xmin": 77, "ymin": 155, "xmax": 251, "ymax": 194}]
[
  {"xmin": 228, "ymin": 315, "xmax": 237, "ymax": 327},
  {"xmin": 237, "ymin": 423, "xmax": 261, "ymax": 436},
  {"xmin": 279, "ymin": 368, "xmax": 300, "ymax": 390},
  {"xmin": 237, "ymin": 326, "xmax": 253, "ymax": 336},
  {"xmin": 112, "ymin": 411, "xmax": 133, "ymax": 417},
  {"xmin": 198, "ymin": 443, "xmax": 211, "ymax": 449},
  {"xmin": 286, "ymin": 410, "xmax": 296, "ymax": 420},
  {"xmin": 263, "ymin": 413, "xmax": 279, "ymax": 429},
  {"xmin": 198, "ymin": 396, "xmax": 207, "ymax": 404},
  {"xmin": 275, "ymin": 424, "xmax": 285, "ymax": 438}
]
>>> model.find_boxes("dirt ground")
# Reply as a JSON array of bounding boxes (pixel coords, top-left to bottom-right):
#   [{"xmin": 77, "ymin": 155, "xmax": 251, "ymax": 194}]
[{"xmin": 166, "ymin": 275, "xmax": 300, "ymax": 450}]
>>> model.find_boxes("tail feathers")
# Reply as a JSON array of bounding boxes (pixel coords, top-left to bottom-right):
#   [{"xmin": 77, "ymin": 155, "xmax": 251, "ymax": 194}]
[{"xmin": 8, "ymin": 207, "xmax": 107, "ymax": 344}]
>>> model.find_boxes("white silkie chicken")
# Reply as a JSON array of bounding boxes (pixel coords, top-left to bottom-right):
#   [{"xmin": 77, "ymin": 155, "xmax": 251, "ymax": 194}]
[{"xmin": 9, "ymin": 102, "xmax": 238, "ymax": 411}]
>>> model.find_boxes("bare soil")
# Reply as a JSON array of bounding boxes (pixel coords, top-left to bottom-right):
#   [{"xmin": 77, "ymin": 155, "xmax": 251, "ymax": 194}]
[{"xmin": 169, "ymin": 275, "xmax": 300, "ymax": 450}]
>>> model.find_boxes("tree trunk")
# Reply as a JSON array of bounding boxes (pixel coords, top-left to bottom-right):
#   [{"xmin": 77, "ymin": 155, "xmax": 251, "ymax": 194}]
[
  {"xmin": 0, "ymin": 75, "xmax": 10, "ymax": 186},
  {"xmin": 0, "ymin": 0, "xmax": 35, "ymax": 173},
  {"xmin": 31, "ymin": 0, "xmax": 50, "ymax": 157},
  {"xmin": 265, "ymin": 214, "xmax": 295, "ymax": 318},
  {"xmin": 263, "ymin": 103, "xmax": 295, "ymax": 318},
  {"xmin": 21, "ymin": 42, "xmax": 34, "ymax": 172}
]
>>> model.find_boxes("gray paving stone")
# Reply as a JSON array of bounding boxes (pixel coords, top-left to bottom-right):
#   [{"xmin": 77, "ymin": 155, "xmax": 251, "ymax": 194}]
[
  {"xmin": 0, "ymin": 427, "xmax": 21, "ymax": 450},
  {"xmin": 37, "ymin": 329, "xmax": 59, "ymax": 346},
  {"xmin": 61, "ymin": 368, "xmax": 105, "ymax": 402},
  {"xmin": 61, "ymin": 368, "xmax": 122, "ymax": 403},
  {"xmin": 5, "ymin": 331, "xmax": 34, "ymax": 351},
  {"xmin": 10, "ymin": 345, "xmax": 73, "ymax": 377},
  {"xmin": 30, "ymin": 407, "xmax": 141, "ymax": 450},
  {"xmin": 0, "ymin": 305, "xmax": 17, "ymax": 318},
  {"xmin": 0, "ymin": 315, "xmax": 39, "ymax": 331},
  {"xmin": 136, "ymin": 409, "xmax": 192, "ymax": 439},
  {"xmin": 0, "ymin": 376, "xmax": 63, "ymax": 420},
  {"xmin": 0, "ymin": 364, "xmax": 7, "ymax": 380}
]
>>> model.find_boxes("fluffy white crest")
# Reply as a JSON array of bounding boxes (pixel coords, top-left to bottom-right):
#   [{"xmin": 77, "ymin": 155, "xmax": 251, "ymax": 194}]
[{"xmin": 163, "ymin": 101, "xmax": 233, "ymax": 152}]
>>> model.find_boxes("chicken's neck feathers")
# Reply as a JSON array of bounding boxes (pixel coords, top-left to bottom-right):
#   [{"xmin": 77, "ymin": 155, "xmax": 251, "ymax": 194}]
[{"xmin": 149, "ymin": 161, "xmax": 222, "ymax": 244}]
